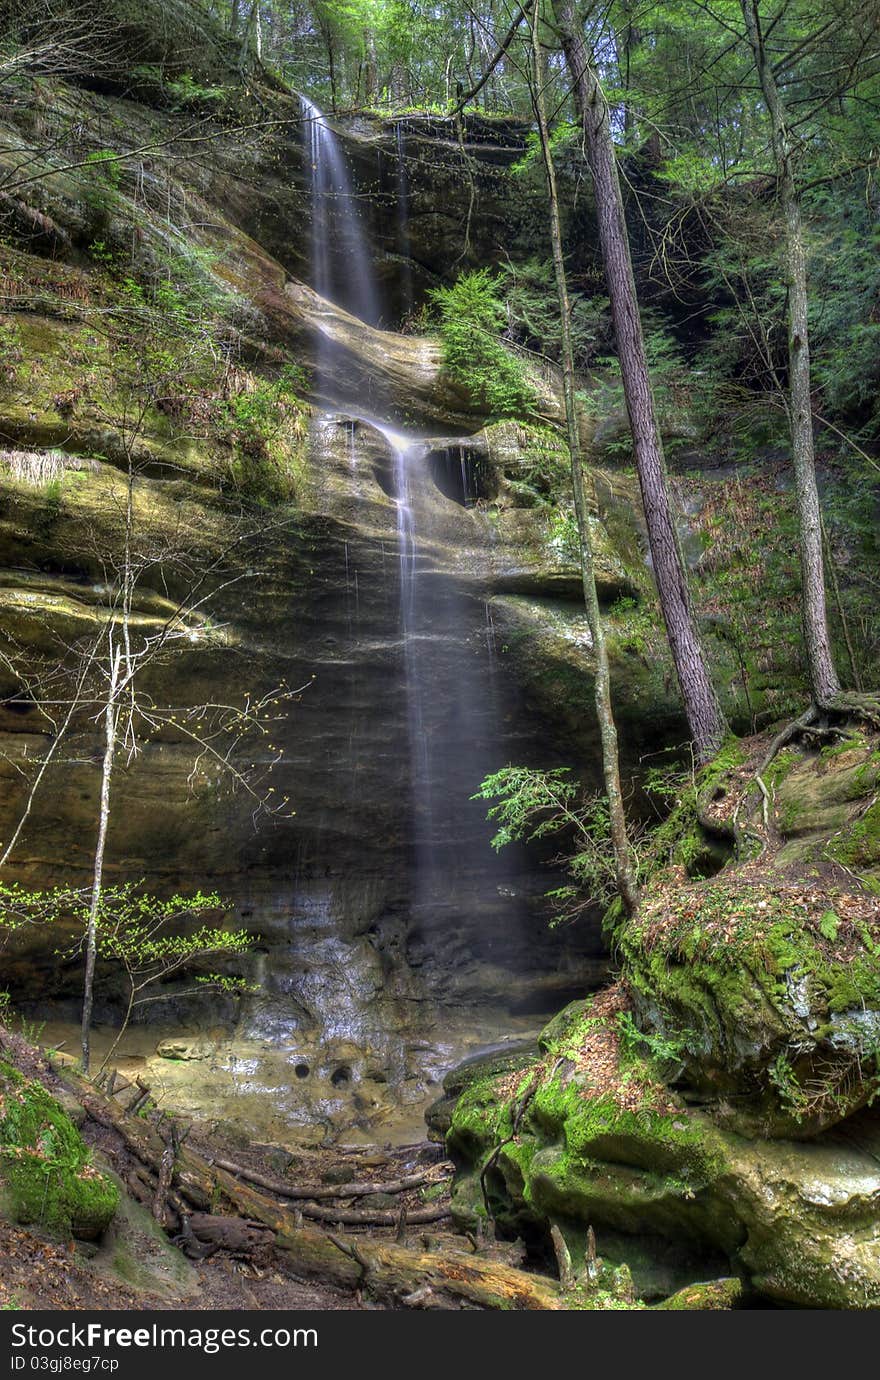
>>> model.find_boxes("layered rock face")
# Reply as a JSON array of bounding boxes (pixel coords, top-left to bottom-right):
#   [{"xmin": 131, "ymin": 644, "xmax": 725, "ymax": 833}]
[
  {"xmin": 0, "ymin": 67, "xmax": 826, "ymax": 1159},
  {"xmin": 0, "ymin": 72, "xmax": 622, "ymax": 1139}
]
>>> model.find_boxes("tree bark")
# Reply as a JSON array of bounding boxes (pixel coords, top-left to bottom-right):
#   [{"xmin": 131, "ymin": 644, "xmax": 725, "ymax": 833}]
[
  {"xmin": 550, "ymin": 0, "xmax": 727, "ymax": 764},
  {"xmin": 531, "ymin": 2, "xmax": 638, "ymax": 913},
  {"xmin": 740, "ymin": 0, "xmax": 841, "ymax": 706},
  {"xmin": 364, "ymin": 28, "xmax": 378, "ymax": 105}
]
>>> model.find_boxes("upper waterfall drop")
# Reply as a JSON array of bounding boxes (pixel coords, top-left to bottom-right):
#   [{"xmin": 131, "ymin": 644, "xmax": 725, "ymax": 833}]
[{"xmin": 300, "ymin": 95, "xmax": 381, "ymax": 329}]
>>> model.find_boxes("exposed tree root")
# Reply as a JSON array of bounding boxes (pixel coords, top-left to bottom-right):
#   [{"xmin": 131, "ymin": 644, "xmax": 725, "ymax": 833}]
[
  {"xmin": 818, "ymin": 691, "xmax": 880, "ymax": 731},
  {"xmin": 758, "ymin": 695, "xmax": 877, "ymax": 778},
  {"xmin": 479, "ymin": 1064, "xmax": 545, "ymax": 1216},
  {"xmin": 297, "ymin": 1202, "xmax": 451, "ymax": 1227},
  {"xmin": 759, "ymin": 705, "xmax": 819, "ymax": 775},
  {"xmin": 209, "ymin": 1156, "xmax": 448, "ymax": 1202}
]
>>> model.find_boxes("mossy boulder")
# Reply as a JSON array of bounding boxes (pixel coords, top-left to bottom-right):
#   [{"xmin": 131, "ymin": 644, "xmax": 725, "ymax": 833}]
[
  {"xmin": 425, "ymin": 1040, "xmax": 537, "ymax": 1140},
  {"xmin": 721, "ymin": 1126, "xmax": 880, "ymax": 1309},
  {"xmin": 447, "ymin": 990, "xmax": 734, "ymax": 1254},
  {"xmin": 0, "ymin": 1061, "xmax": 118, "ymax": 1239},
  {"xmin": 775, "ymin": 741, "xmax": 880, "ymax": 890},
  {"xmin": 444, "ymin": 993, "xmax": 880, "ymax": 1308},
  {"xmin": 619, "ymin": 877, "xmax": 880, "ymax": 1134},
  {"xmin": 653, "ymin": 1277, "xmax": 745, "ymax": 1310}
]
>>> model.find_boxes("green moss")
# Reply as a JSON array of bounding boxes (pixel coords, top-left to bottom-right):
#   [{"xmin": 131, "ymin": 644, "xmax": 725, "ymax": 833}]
[
  {"xmin": 762, "ymin": 747, "xmax": 801, "ymax": 790},
  {"xmin": 537, "ymin": 999, "xmax": 593, "ymax": 1053},
  {"xmin": 529, "ymin": 1072, "xmax": 726, "ymax": 1186},
  {"xmin": 827, "ymin": 801, "xmax": 880, "ymax": 869},
  {"xmin": 653, "ymin": 1277, "xmax": 744, "ymax": 1310},
  {"xmin": 0, "ymin": 1061, "xmax": 118, "ymax": 1239},
  {"xmin": 640, "ymin": 738, "xmax": 747, "ymax": 890},
  {"xmin": 620, "ymin": 879, "xmax": 880, "ymax": 1129},
  {"xmin": 447, "ymin": 993, "xmax": 730, "ymax": 1256}
]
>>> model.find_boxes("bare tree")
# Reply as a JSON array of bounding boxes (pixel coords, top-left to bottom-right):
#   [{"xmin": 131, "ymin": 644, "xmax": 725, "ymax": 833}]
[
  {"xmin": 529, "ymin": 0, "xmax": 637, "ymax": 913},
  {"xmin": 550, "ymin": 0, "xmax": 727, "ymax": 765},
  {"xmin": 738, "ymin": 0, "xmax": 840, "ymax": 708},
  {"xmin": 0, "ymin": 312, "xmax": 303, "ymax": 1072}
]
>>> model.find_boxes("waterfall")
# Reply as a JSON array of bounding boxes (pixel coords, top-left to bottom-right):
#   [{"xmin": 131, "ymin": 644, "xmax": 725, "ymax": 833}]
[
  {"xmin": 362, "ymin": 419, "xmax": 526, "ymax": 959},
  {"xmin": 300, "ymin": 95, "xmax": 381, "ymax": 328},
  {"xmin": 300, "ymin": 99, "xmax": 527, "ymax": 994}
]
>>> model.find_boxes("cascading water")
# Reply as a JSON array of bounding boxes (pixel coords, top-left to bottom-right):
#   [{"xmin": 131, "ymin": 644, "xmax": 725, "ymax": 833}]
[
  {"xmin": 300, "ymin": 95, "xmax": 381, "ymax": 330},
  {"xmin": 297, "ymin": 98, "xmax": 546, "ymax": 1059},
  {"xmin": 361, "ymin": 420, "xmax": 529, "ymax": 966}
]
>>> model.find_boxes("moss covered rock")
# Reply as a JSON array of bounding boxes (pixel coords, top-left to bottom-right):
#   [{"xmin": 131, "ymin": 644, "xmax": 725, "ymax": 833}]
[
  {"xmin": 0, "ymin": 1061, "xmax": 118, "ymax": 1239},
  {"xmin": 620, "ymin": 876, "xmax": 880, "ymax": 1134},
  {"xmin": 652, "ymin": 1277, "xmax": 745, "ymax": 1310},
  {"xmin": 425, "ymin": 1040, "xmax": 537, "ymax": 1140},
  {"xmin": 447, "ymin": 990, "xmax": 734, "ymax": 1255},
  {"xmin": 775, "ymin": 741, "xmax": 880, "ymax": 891},
  {"xmin": 444, "ymin": 993, "xmax": 880, "ymax": 1309}
]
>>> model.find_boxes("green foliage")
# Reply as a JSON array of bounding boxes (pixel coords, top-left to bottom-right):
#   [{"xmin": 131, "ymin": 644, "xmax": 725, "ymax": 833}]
[
  {"xmin": 587, "ymin": 320, "xmax": 708, "ymax": 462},
  {"xmin": 0, "ymin": 884, "xmax": 71, "ymax": 945},
  {"xmin": 473, "ymin": 766, "xmax": 622, "ymax": 922},
  {"xmin": 429, "ymin": 269, "xmax": 537, "ymax": 421},
  {"xmin": 83, "ymin": 150, "xmax": 122, "ymax": 189},
  {"xmin": 0, "ymin": 884, "xmax": 253, "ymax": 1055},
  {"xmin": 220, "ymin": 366, "xmax": 309, "ymax": 502},
  {"xmin": 499, "ymin": 259, "xmax": 610, "ymax": 374},
  {"xmin": 501, "ymin": 422, "xmax": 569, "ymax": 508},
  {"xmin": 547, "ymin": 504, "xmax": 580, "ymax": 558},
  {"xmin": 616, "ymin": 1009, "xmax": 687, "ymax": 1074},
  {"xmin": 767, "ymin": 1052, "xmax": 816, "ymax": 1123},
  {"xmin": 86, "ymin": 885, "xmax": 248, "ymax": 972},
  {"xmin": 510, "ymin": 121, "xmax": 578, "ymax": 175},
  {"xmin": 0, "ymin": 1061, "xmax": 118, "ymax": 1239},
  {"xmin": 79, "ymin": 150, "xmax": 123, "ymax": 212},
  {"xmin": 130, "ymin": 63, "xmax": 229, "ymax": 109},
  {"xmin": 473, "ymin": 765, "xmax": 579, "ymax": 851},
  {"xmin": 165, "ymin": 72, "xmax": 228, "ymax": 109}
]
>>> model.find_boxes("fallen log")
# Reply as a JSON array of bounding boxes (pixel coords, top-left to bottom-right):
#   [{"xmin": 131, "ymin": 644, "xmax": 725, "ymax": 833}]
[
  {"xmin": 176, "ymin": 1213, "xmax": 275, "ymax": 1260},
  {"xmin": 297, "ymin": 1202, "xmax": 450, "ymax": 1227},
  {"xmin": 55, "ymin": 1063, "xmax": 561, "ymax": 1311},
  {"xmin": 210, "ymin": 1156, "xmax": 450, "ymax": 1201}
]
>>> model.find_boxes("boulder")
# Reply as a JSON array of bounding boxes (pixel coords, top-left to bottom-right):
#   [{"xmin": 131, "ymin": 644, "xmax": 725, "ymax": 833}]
[{"xmin": 444, "ymin": 992, "xmax": 880, "ymax": 1309}]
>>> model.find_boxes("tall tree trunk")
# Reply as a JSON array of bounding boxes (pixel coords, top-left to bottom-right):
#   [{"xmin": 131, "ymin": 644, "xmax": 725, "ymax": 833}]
[
  {"xmin": 364, "ymin": 28, "xmax": 378, "ymax": 105},
  {"xmin": 328, "ymin": 34, "xmax": 338, "ymax": 112},
  {"xmin": 551, "ymin": 0, "xmax": 727, "ymax": 765},
  {"xmin": 81, "ymin": 645, "xmax": 120, "ymax": 1073},
  {"xmin": 239, "ymin": 0, "xmax": 260, "ymax": 68},
  {"xmin": 740, "ymin": 0, "xmax": 841, "ymax": 706},
  {"xmin": 531, "ymin": 4, "xmax": 638, "ymax": 914}
]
